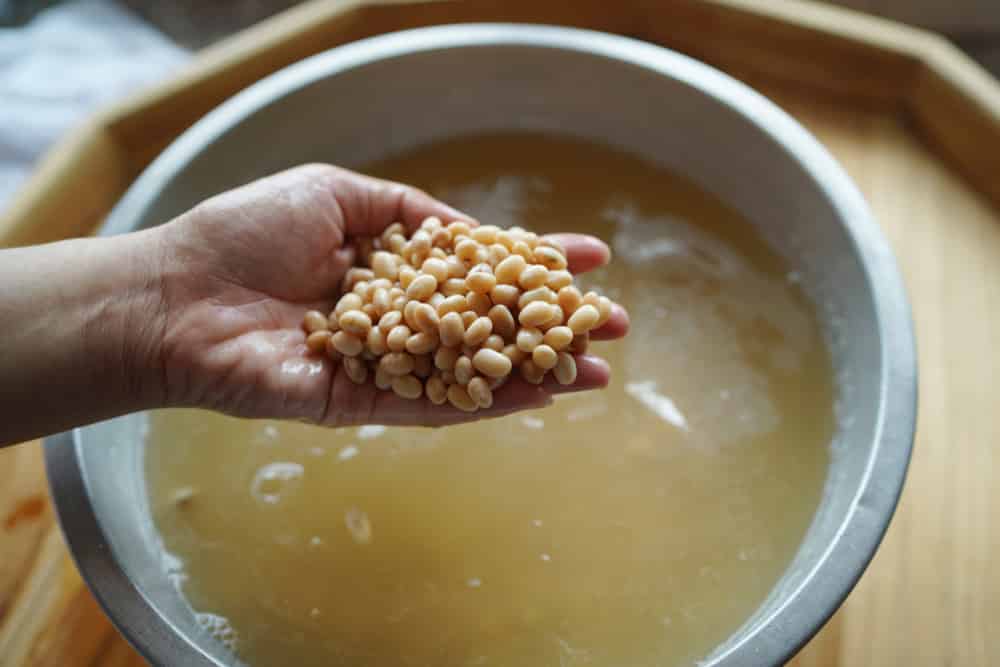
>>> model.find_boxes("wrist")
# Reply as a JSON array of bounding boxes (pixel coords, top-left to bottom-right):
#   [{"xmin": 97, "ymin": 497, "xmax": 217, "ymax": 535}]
[{"xmin": 90, "ymin": 228, "xmax": 170, "ymax": 412}]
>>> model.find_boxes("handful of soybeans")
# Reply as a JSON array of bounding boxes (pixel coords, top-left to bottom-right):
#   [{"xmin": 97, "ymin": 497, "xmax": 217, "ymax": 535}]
[{"xmin": 301, "ymin": 216, "xmax": 615, "ymax": 412}]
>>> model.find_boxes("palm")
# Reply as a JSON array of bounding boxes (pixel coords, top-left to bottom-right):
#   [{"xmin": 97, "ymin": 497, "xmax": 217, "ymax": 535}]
[{"xmin": 156, "ymin": 165, "xmax": 628, "ymax": 427}]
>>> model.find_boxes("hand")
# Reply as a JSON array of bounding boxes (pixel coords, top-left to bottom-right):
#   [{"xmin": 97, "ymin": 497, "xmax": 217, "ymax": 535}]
[{"xmin": 148, "ymin": 164, "xmax": 629, "ymax": 427}]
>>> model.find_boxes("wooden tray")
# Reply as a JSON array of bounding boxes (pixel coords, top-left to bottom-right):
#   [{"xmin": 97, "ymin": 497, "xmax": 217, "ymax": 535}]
[{"xmin": 2, "ymin": 1, "xmax": 999, "ymax": 665}]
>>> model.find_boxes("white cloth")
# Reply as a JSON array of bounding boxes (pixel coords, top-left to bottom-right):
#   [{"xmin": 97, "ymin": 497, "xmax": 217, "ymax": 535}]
[{"xmin": 0, "ymin": 0, "xmax": 190, "ymax": 208}]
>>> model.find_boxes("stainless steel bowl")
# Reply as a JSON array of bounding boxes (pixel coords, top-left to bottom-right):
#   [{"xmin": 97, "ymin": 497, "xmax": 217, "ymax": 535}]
[{"xmin": 45, "ymin": 24, "xmax": 917, "ymax": 667}]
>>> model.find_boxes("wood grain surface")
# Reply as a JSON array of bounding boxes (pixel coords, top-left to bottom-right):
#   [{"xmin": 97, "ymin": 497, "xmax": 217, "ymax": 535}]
[{"xmin": 1, "ymin": 1, "xmax": 999, "ymax": 665}]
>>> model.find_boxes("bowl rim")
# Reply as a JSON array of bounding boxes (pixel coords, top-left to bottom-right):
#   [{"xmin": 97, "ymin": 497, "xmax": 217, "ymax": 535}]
[{"xmin": 45, "ymin": 22, "xmax": 917, "ymax": 667}]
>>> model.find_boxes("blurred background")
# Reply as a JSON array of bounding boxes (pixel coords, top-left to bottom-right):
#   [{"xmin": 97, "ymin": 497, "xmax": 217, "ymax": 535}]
[{"xmin": 2, "ymin": 0, "xmax": 998, "ymax": 207}]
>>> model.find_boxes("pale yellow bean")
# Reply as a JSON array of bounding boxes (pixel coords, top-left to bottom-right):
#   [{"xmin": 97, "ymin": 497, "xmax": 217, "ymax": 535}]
[
  {"xmin": 387, "ymin": 233, "xmax": 406, "ymax": 254},
  {"xmin": 518, "ymin": 265, "xmax": 548, "ymax": 290},
  {"xmin": 426, "ymin": 375, "xmax": 447, "ymax": 404},
  {"xmin": 520, "ymin": 359, "xmax": 545, "ymax": 385},
  {"xmin": 370, "ymin": 278, "xmax": 392, "ymax": 291},
  {"xmin": 490, "ymin": 284, "xmax": 520, "ymax": 309},
  {"xmin": 343, "ymin": 357, "xmax": 368, "ymax": 384},
  {"xmin": 467, "ymin": 292, "xmax": 491, "ymax": 316},
  {"xmin": 402, "ymin": 300, "xmax": 420, "ymax": 330},
  {"xmin": 303, "ymin": 310, "xmax": 329, "ymax": 334},
  {"xmin": 471, "ymin": 224, "xmax": 500, "ymax": 244},
  {"xmin": 392, "ymin": 374, "xmax": 423, "ymax": 399},
  {"xmin": 325, "ymin": 336, "xmax": 342, "ymax": 362},
  {"xmin": 447, "ymin": 221, "xmax": 471, "ymax": 238},
  {"xmin": 335, "ymin": 293, "xmax": 363, "ymax": 316},
  {"xmin": 455, "ymin": 239, "xmax": 481, "ymax": 264},
  {"xmin": 539, "ymin": 305, "xmax": 565, "ymax": 331},
  {"xmin": 567, "ymin": 304, "xmax": 599, "ymax": 334},
  {"xmin": 361, "ymin": 301, "xmax": 378, "ymax": 320},
  {"xmin": 553, "ymin": 352, "xmax": 577, "ymax": 385},
  {"xmin": 454, "ymin": 356, "xmax": 475, "ymax": 385},
  {"xmin": 487, "ymin": 304, "xmax": 516, "ymax": 340},
  {"xmin": 434, "ymin": 346, "xmax": 460, "ymax": 371},
  {"xmin": 582, "ymin": 291, "xmax": 600, "ymax": 309},
  {"xmin": 429, "ymin": 292, "xmax": 445, "ymax": 309},
  {"xmin": 379, "ymin": 351, "xmax": 415, "ymax": 376},
  {"xmin": 386, "ymin": 325, "xmax": 412, "ymax": 352},
  {"xmin": 502, "ymin": 344, "xmax": 526, "ymax": 366},
  {"xmin": 344, "ymin": 267, "xmax": 374, "ymax": 290},
  {"xmin": 380, "ymin": 222, "xmax": 405, "ymax": 243},
  {"xmin": 494, "ymin": 255, "xmax": 527, "ymax": 285},
  {"xmin": 405, "ymin": 331, "xmax": 438, "ymax": 355},
  {"xmin": 372, "ymin": 287, "xmax": 391, "ymax": 316},
  {"xmin": 398, "ymin": 265, "xmax": 417, "ymax": 289},
  {"xmin": 546, "ymin": 270, "xmax": 573, "ymax": 290},
  {"xmin": 445, "ymin": 256, "xmax": 467, "ymax": 278},
  {"xmin": 487, "ymin": 243, "xmax": 510, "ymax": 266},
  {"xmin": 534, "ymin": 246, "xmax": 567, "ymax": 270},
  {"xmin": 327, "ymin": 312, "xmax": 341, "ymax": 332},
  {"xmin": 532, "ymin": 344, "xmax": 558, "ymax": 370},
  {"xmin": 391, "ymin": 294, "xmax": 408, "ymax": 312},
  {"xmin": 512, "ymin": 241, "xmax": 534, "ymax": 261},
  {"xmin": 413, "ymin": 303, "xmax": 440, "ymax": 335},
  {"xmin": 366, "ymin": 326, "xmax": 388, "ymax": 355},
  {"xmin": 421, "ymin": 258, "xmax": 449, "ymax": 283},
  {"xmin": 516, "ymin": 327, "xmax": 544, "ymax": 352},
  {"xmin": 467, "ymin": 377, "xmax": 493, "ymax": 409},
  {"xmin": 473, "ymin": 348, "xmax": 513, "ymax": 378},
  {"xmin": 558, "ymin": 285, "xmax": 583, "ymax": 315},
  {"xmin": 519, "ymin": 301, "xmax": 556, "ymax": 327},
  {"xmin": 596, "ymin": 296, "xmax": 613, "ymax": 327},
  {"xmin": 431, "ymin": 228, "xmax": 451, "ymax": 248},
  {"xmin": 332, "ymin": 331, "xmax": 363, "ymax": 357},
  {"xmin": 306, "ymin": 330, "xmax": 331, "ymax": 353},
  {"xmin": 351, "ymin": 280, "xmax": 370, "ymax": 298},
  {"xmin": 463, "ymin": 316, "xmax": 493, "ymax": 347},
  {"xmin": 543, "ymin": 326, "xmax": 573, "ymax": 351},
  {"xmin": 372, "ymin": 250, "xmax": 399, "ymax": 280},
  {"xmin": 374, "ymin": 365, "xmax": 393, "ymax": 390},
  {"xmin": 406, "ymin": 274, "xmax": 438, "ymax": 301},
  {"xmin": 441, "ymin": 278, "xmax": 467, "ymax": 296},
  {"xmin": 430, "ymin": 247, "xmax": 448, "ymax": 260},
  {"xmin": 518, "ymin": 286, "xmax": 556, "ymax": 310},
  {"xmin": 410, "ymin": 229, "xmax": 432, "ymax": 254},
  {"xmin": 523, "ymin": 232, "xmax": 540, "ymax": 248},
  {"xmin": 378, "ymin": 310, "xmax": 402, "ymax": 330},
  {"xmin": 437, "ymin": 294, "xmax": 467, "ymax": 316},
  {"xmin": 339, "ymin": 310, "xmax": 372, "ymax": 337},
  {"xmin": 466, "ymin": 271, "xmax": 497, "ymax": 294},
  {"xmin": 421, "ymin": 215, "xmax": 442, "ymax": 232},
  {"xmin": 461, "ymin": 311, "xmax": 479, "ymax": 328},
  {"xmin": 484, "ymin": 334, "xmax": 505, "ymax": 352},
  {"xmin": 537, "ymin": 236, "xmax": 567, "ymax": 256},
  {"xmin": 447, "ymin": 384, "xmax": 477, "ymax": 412},
  {"xmin": 438, "ymin": 312, "xmax": 465, "ymax": 347}
]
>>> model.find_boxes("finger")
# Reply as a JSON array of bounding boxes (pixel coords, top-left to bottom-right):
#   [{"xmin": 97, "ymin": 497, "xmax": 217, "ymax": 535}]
[
  {"xmin": 325, "ymin": 167, "xmax": 474, "ymax": 238},
  {"xmin": 589, "ymin": 303, "xmax": 630, "ymax": 340},
  {"xmin": 545, "ymin": 233, "xmax": 610, "ymax": 274}
]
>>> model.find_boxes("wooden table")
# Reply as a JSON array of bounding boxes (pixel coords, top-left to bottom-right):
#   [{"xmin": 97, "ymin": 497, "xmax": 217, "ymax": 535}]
[{"xmin": 2, "ymin": 1, "xmax": 999, "ymax": 665}]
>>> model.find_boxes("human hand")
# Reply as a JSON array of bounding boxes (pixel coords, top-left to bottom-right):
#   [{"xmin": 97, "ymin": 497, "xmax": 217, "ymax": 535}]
[{"xmin": 146, "ymin": 164, "xmax": 629, "ymax": 427}]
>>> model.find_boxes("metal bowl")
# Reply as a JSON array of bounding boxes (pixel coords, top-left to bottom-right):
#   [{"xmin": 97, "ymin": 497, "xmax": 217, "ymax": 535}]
[{"xmin": 45, "ymin": 24, "xmax": 917, "ymax": 667}]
